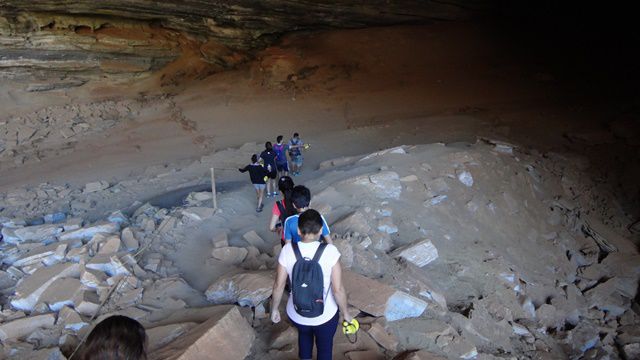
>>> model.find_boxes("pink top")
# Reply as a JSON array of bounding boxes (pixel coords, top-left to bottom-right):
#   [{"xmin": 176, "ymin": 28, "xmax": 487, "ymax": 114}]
[{"xmin": 272, "ymin": 200, "xmax": 288, "ymax": 240}]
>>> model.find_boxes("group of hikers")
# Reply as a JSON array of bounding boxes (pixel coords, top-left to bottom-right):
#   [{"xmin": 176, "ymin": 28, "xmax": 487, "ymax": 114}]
[
  {"xmin": 239, "ymin": 132, "xmax": 306, "ymax": 212},
  {"xmin": 77, "ymin": 131, "xmax": 352, "ymax": 360},
  {"xmin": 241, "ymin": 132, "xmax": 356, "ymax": 359}
]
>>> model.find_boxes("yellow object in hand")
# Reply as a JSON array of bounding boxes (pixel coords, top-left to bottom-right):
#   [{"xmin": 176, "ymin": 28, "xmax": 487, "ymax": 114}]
[{"xmin": 342, "ymin": 319, "xmax": 359, "ymax": 335}]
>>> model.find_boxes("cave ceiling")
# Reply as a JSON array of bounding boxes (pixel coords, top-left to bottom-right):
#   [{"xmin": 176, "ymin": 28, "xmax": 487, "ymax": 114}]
[{"xmin": 0, "ymin": 1, "xmax": 489, "ymax": 88}]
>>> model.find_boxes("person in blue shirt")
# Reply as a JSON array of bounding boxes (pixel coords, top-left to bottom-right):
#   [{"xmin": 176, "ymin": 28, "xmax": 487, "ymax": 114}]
[
  {"xmin": 288, "ymin": 132, "xmax": 304, "ymax": 176},
  {"xmin": 283, "ymin": 185, "xmax": 333, "ymax": 245}
]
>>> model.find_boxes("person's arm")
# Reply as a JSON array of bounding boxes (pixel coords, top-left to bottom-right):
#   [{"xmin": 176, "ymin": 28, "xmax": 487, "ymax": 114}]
[
  {"xmin": 330, "ymin": 261, "xmax": 352, "ymax": 322},
  {"xmin": 283, "ymin": 220, "xmax": 292, "ymax": 244},
  {"xmin": 323, "ymin": 234, "xmax": 333, "ymax": 245},
  {"xmin": 238, "ymin": 165, "xmax": 249, "ymax": 173},
  {"xmin": 271, "ymin": 263, "xmax": 288, "ymax": 323},
  {"xmin": 269, "ymin": 213, "xmax": 279, "ymax": 232},
  {"xmin": 321, "ymin": 220, "xmax": 333, "ymax": 245}
]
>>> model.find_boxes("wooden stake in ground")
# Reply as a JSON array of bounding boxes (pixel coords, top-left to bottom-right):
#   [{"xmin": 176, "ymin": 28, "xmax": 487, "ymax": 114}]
[{"xmin": 211, "ymin": 167, "xmax": 218, "ymax": 210}]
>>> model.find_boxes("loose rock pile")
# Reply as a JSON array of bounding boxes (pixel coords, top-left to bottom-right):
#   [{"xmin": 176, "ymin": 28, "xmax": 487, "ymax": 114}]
[
  {"xmin": 0, "ymin": 141, "xmax": 638, "ymax": 359},
  {"xmin": 0, "ymin": 99, "xmax": 146, "ymax": 167}
]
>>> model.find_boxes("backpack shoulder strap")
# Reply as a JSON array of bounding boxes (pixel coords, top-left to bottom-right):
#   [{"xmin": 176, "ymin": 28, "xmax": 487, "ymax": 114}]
[
  {"xmin": 292, "ymin": 241, "xmax": 303, "ymax": 262},
  {"xmin": 312, "ymin": 242, "xmax": 328, "ymax": 262},
  {"xmin": 276, "ymin": 201, "xmax": 286, "ymax": 222}
]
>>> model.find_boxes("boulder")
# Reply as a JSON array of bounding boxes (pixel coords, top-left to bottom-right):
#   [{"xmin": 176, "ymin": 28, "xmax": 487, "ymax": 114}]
[
  {"xmin": 182, "ymin": 207, "xmax": 216, "ymax": 221},
  {"xmin": 242, "ymin": 231, "xmax": 265, "ymax": 248},
  {"xmin": 456, "ymin": 170, "xmax": 473, "ymax": 187},
  {"xmin": 12, "ymin": 242, "xmax": 67, "ymax": 267},
  {"xmin": 584, "ymin": 278, "xmax": 630, "ymax": 316},
  {"xmin": 147, "ymin": 323, "xmax": 198, "ymax": 352},
  {"xmin": 97, "ymin": 235, "xmax": 122, "ymax": 255},
  {"xmin": 57, "ymin": 305, "xmax": 88, "ymax": 331},
  {"xmin": 84, "ymin": 181, "xmax": 110, "ymax": 193},
  {"xmin": 205, "ymin": 271, "xmax": 274, "ymax": 307},
  {"xmin": 10, "ymin": 262, "xmax": 81, "ymax": 311},
  {"xmin": 622, "ymin": 343, "xmax": 640, "ymax": 360},
  {"xmin": 10, "ymin": 224, "xmax": 63, "ymax": 243},
  {"xmin": 368, "ymin": 171, "xmax": 403, "ymax": 199},
  {"xmin": 39, "ymin": 277, "xmax": 84, "ymax": 311},
  {"xmin": 121, "ymin": 227, "xmax": 140, "ymax": 251},
  {"xmin": 81, "ymin": 268, "xmax": 107, "ymax": 288},
  {"xmin": 333, "ymin": 212, "xmax": 372, "ymax": 235},
  {"xmin": 389, "ymin": 318, "xmax": 457, "ymax": 350},
  {"xmin": 59, "ymin": 221, "xmax": 120, "ymax": 241},
  {"xmin": 566, "ymin": 321, "xmax": 600, "ymax": 354},
  {"xmin": 392, "ymin": 239, "xmax": 439, "ymax": 267},
  {"xmin": 343, "ymin": 271, "xmax": 427, "ymax": 321},
  {"xmin": 211, "ymin": 247, "xmax": 248, "ymax": 264},
  {"xmin": 211, "ymin": 232, "xmax": 229, "ymax": 248},
  {"xmin": 0, "ymin": 313, "xmax": 55, "ymax": 341},
  {"xmin": 367, "ymin": 321, "xmax": 399, "ymax": 351},
  {"xmin": 150, "ymin": 306, "xmax": 255, "ymax": 360},
  {"xmin": 73, "ymin": 290, "xmax": 101, "ymax": 317}
]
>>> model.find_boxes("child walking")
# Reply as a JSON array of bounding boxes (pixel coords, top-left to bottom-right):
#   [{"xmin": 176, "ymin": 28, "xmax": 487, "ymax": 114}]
[
  {"xmin": 239, "ymin": 154, "xmax": 270, "ymax": 212},
  {"xmin": 269, "ymin": 176, "xmax": 296, "ymax": 246}
]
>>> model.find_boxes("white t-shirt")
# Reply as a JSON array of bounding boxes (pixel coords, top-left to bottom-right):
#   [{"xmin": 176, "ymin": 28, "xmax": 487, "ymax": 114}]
[{"xmin": 278, "ymin": 241, "xmax": 341, "ymax": 326}]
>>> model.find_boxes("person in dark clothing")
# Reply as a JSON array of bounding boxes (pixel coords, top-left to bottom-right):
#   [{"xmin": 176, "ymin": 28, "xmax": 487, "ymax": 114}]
[
  {"xmin": 273, "ymin": 135, "xmax": 290, "ymax": 179},
  {"xmin": 269, "ymin": 176, "xmax": 296, "ymax": 245},
  {"xmin": 260, "ymin": 141, "xmax": 278, "ymax": 197},
  {"xmin": 239, "ymin": 154, "xmax": 270, "ymax": 212}
]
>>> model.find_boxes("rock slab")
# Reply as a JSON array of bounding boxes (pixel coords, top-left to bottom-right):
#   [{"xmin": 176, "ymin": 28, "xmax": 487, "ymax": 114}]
[
  {"xmin": 392, "ymin": 239, "xmax": 439, "ymax": 267},
  {"xmin": 343, "ymin": 270, "xmax": 427, "ymax": 321},
  {"xmin": 151, "ymin": 305, "xmax": 255, "ymax": 360}
]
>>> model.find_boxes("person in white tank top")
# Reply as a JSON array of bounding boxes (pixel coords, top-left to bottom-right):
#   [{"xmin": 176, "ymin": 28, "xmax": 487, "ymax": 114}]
[{"xmin": 270, "ymin": 209, "xmax": 353, "ymax": 360}]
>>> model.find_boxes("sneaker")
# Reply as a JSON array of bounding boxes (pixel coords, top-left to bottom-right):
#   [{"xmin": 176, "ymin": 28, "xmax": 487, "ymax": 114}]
[
  {"xmin": 256, "ymin": 204, "xmax": 264, "ymax": 212},
  {"xmin": 272, "ymin": 192, "xmax": 278, "ymax": 197}
]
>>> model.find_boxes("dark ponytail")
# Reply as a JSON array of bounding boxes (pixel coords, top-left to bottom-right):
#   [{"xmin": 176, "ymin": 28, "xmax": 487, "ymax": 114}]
[{"xmin": 278, "ymin": 176, "xmax": 297, "ymax": 218}]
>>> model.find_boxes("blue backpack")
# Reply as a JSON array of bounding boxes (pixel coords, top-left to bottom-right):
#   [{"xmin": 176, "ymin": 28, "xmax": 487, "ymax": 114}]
[
  {"xmin": 273, "ymin": 143, "xmax": 287, "ymax": 164},
  {"xmin": 291, "ymin": 242, "xmax": 328, "ymax": 317}
]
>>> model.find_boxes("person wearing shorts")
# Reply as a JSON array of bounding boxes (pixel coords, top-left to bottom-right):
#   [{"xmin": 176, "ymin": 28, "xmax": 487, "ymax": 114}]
[
  {"xmin": 239, "ymin": 154, "xmax": 269, "ymax": 212},
  {"xmin": 288, "ymin": 133, "xmax": 304, "ymax": 176},
  {"xmin": 273, "ymin": 135, "xmax": 290, "ymax": 180},
  {"xmin": 260, "ymin": 142, "xmax": 278, "ymax": 197}
]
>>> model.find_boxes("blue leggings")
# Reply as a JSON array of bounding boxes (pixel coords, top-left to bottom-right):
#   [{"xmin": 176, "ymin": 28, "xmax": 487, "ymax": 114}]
[{"xmin": 292, "ymin": 311, "xmax": 339, "ymax": 360}]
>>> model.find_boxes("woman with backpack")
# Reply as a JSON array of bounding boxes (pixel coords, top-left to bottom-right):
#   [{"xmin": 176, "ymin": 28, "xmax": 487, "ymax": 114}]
[
  {"xmin": 269, "ymin": 176, "xmax": 296, "ymax": 246},
  {"xmin": 271, "ymin": 209, "xmax": 354, "ymax": 360}
]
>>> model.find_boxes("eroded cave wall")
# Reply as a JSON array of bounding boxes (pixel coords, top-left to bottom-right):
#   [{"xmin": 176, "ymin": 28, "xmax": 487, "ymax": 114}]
[{"xmin": 0, "ymin": 0, "xmax": 491, "ymax": 88}]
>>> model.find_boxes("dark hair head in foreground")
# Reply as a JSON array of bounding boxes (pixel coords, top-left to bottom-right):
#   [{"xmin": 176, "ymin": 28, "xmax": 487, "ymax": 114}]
[
  {"xmin": 298, "ymin": 209, "xmax": 323, "ymax": 235},
  {"xmin": 291, "ymin": 185, "xmax": 311, "ymax": 209},
  {"xmin": 80, "ymin": 315, "xmax": 147, "ymax": 360}
]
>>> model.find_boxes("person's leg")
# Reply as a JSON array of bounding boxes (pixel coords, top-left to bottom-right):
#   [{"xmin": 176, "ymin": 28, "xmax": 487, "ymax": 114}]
[
  {"xmin": 292, "ymin": 320, "xmax": 314, "ymax": 360},
  {"xmin": 314, "ymin": 312, "xmax": 340, "ymax": 360},
  {"xmin": 257, "ymin": 187, "xmax": 264, "ymax": 210}
]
